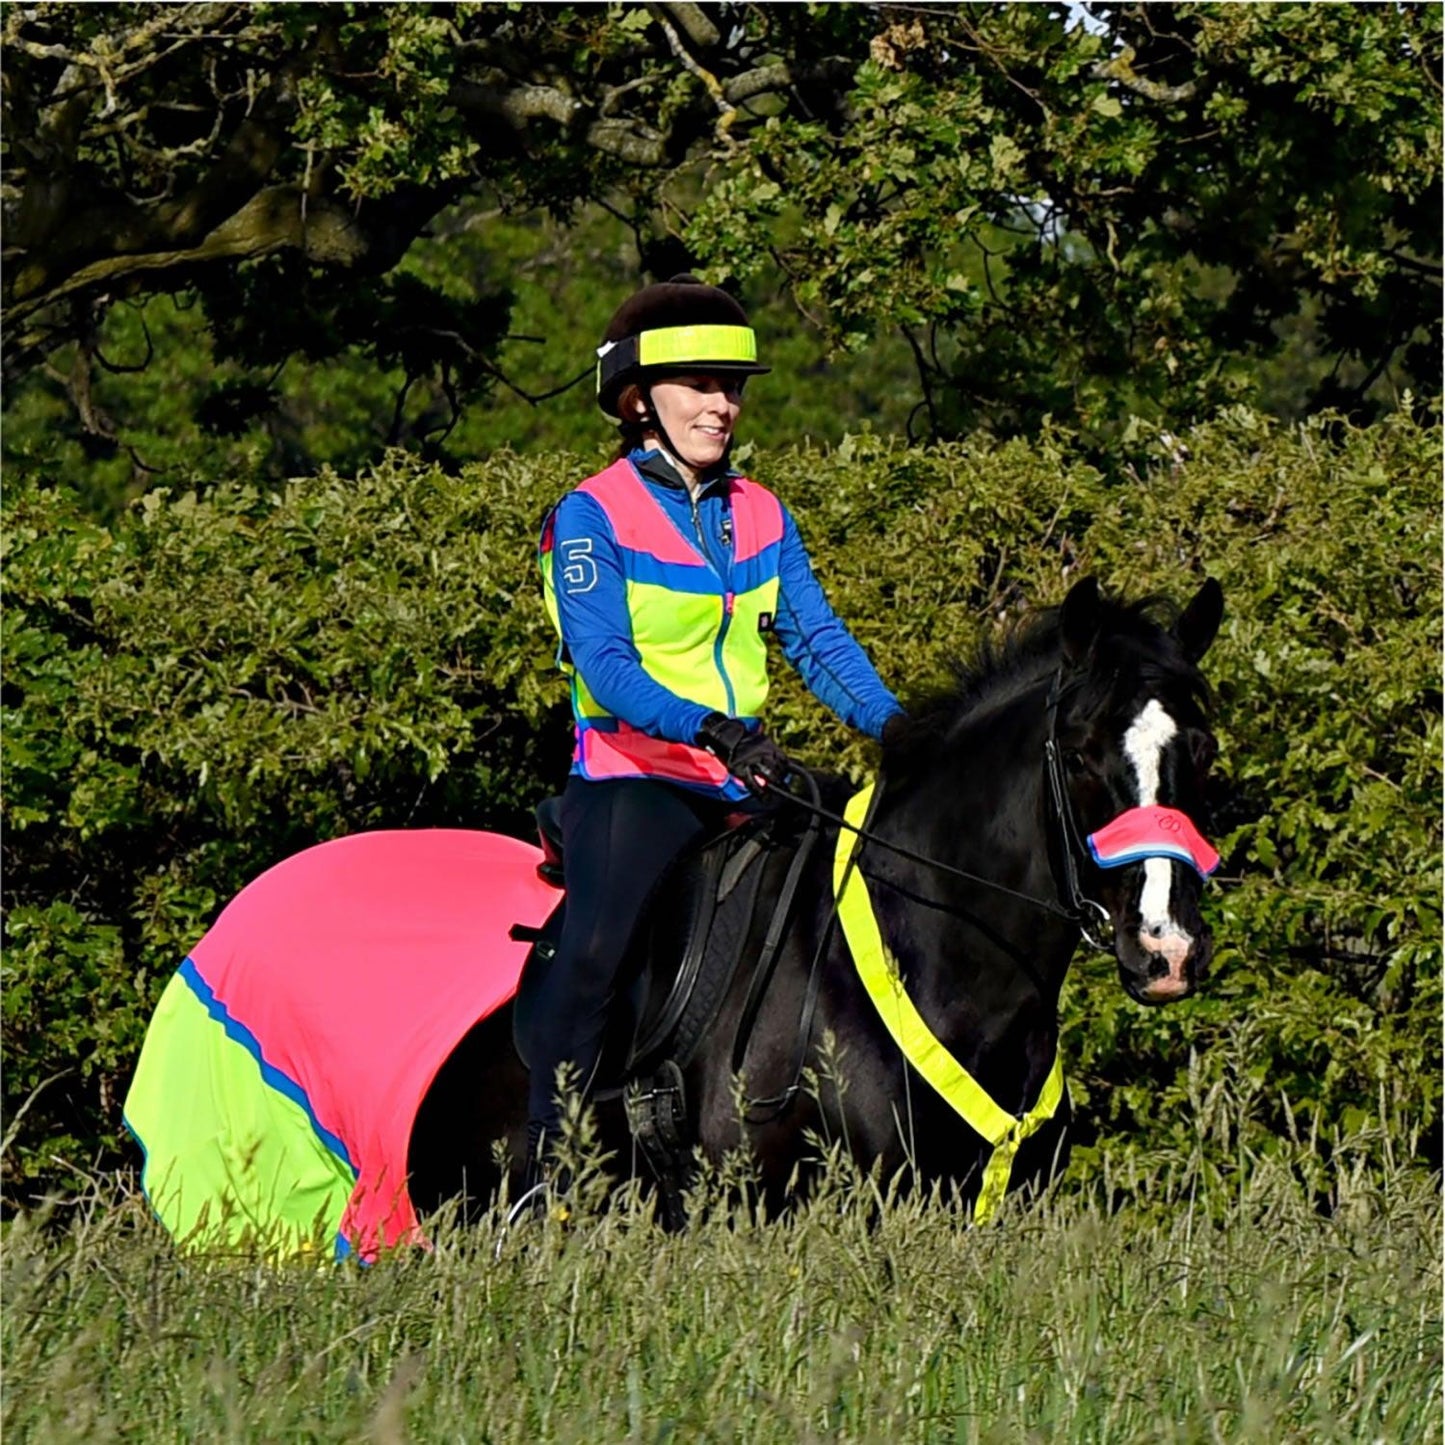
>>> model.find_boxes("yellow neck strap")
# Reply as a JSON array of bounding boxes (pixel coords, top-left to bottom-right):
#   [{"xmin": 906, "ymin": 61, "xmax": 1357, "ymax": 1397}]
[{"xmin": 832, "ymin": 780, "xmax": 1067, "ymax": 1224}]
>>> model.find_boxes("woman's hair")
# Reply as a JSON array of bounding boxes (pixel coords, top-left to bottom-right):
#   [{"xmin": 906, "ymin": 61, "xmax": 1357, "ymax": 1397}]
[{"xmin": 614, "ymin": 382, "xmax": 652, "ymax": 457}]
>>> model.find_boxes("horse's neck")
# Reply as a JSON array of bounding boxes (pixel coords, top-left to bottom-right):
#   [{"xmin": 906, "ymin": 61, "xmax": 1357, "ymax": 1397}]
[{"xmin": 869, "ymin": 679, "xmax": 1075, "ymax": 1046}]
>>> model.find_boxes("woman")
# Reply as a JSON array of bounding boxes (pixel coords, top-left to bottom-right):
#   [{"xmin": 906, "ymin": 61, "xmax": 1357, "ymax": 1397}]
[{"xmin": 530, "ymin": 274, "xmax": 902, "ymax": 1184}]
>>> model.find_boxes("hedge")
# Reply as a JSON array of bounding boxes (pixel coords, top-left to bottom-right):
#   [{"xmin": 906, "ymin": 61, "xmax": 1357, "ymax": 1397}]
[{"xmin": 3, "ymin": 408, "xmax": 1438, "ymax": 1202}]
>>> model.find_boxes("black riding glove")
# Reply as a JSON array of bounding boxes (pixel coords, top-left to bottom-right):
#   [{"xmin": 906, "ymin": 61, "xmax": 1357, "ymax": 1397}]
[{"xmin": 695, "ymin": 713, "xmax": 792, "ymax": 795}]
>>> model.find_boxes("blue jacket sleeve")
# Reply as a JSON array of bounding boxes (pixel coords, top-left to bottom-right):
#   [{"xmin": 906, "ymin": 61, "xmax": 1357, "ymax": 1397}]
[
  {"xmin": 772, "ymin": 505, "xmax": 903, "ymax": 739},
  {"xmin": 550, "ymin": 490, "xmax": 714, "ymax": 744}
]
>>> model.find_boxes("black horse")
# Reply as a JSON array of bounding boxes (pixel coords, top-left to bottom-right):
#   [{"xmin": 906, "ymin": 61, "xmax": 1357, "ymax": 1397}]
[{"xmin": 408, "ymin": 576, "xmax": 1224, "ymax": 1222}]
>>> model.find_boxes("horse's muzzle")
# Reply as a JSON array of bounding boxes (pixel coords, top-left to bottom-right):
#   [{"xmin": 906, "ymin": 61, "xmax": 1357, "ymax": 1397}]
[{"xmin": 1118, "ymin": 920, "xmax": 1212, "ymax": 1004}]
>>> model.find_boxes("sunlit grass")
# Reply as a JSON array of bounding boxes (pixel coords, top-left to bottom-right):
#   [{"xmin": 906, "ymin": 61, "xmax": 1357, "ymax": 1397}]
[{"xmin": 4, "ymin": 1118, "xmax": 1439, "ymax": 1445}]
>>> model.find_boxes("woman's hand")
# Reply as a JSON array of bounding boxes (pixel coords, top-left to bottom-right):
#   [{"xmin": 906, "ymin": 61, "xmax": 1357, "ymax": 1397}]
[{"xmin": 695, "ymin": 714, "xmax": 793, "ymax": 795}]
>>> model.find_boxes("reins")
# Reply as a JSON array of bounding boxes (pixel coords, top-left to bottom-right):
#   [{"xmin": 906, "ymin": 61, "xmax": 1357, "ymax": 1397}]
[
  {"xmin": 772, "ymin": 782, "xmax": 1085, "ymax": 926},
  {"xmin": 768, "ymin": 665, "xmax": 1116, "ymax": 949}
]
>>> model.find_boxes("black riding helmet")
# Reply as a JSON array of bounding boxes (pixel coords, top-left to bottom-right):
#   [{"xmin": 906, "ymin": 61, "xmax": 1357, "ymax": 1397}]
[{"xmin": 596, "ymin": 273, "xmax": 770, "ymax": 419}]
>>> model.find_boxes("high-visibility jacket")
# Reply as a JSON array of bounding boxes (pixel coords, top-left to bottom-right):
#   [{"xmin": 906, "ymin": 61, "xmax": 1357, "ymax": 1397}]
[{"xmin": 540, "ymin": 451, "xmax": 901, "ymax": 799}]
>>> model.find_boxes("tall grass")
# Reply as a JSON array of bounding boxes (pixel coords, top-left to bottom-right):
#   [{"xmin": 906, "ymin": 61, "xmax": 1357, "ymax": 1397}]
[{"xmin": 4, "ymin": 1112, "xmax": 1439, "ymax": 1445}]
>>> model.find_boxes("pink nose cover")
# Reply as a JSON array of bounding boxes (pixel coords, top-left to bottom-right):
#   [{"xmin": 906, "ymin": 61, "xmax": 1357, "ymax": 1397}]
[{"xmin": 1087, "ymin": 806, "xmax": 1220, "ymax": 879}]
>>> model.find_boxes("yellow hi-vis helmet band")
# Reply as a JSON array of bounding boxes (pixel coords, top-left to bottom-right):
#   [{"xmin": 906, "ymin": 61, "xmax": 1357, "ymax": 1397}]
[
  {"xmin": 637, "ymin": 324, "xmax": 759, "ymax": 367},
  {"xmin": 596, "ymin": 324, "xmax": 766, "ymax": 410}
]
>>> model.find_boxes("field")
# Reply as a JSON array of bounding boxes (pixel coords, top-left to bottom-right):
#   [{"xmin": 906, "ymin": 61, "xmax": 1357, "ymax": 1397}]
[
  {"xmin": 4, "ymin": 7, "xmax": 1439, "ymax": 1436},
  {"xmin": 4, "ymin": 411, "xmax": 1440, "ymax": 1441},
  {"xmin": 5, "ymin": 1119, "xmax": 1439, "ymax": 1445}
]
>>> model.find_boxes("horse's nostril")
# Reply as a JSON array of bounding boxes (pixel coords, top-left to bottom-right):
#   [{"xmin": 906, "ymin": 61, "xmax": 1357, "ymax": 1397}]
[{"xmin": 1146, "ymin": 953, "xmax": 1170, "ymax": 979}]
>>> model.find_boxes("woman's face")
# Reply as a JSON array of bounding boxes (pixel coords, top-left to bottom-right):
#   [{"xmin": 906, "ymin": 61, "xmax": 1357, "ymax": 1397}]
[{"xmin": 646, "ymin": 373, "xmax": 745, "ymax": 475}]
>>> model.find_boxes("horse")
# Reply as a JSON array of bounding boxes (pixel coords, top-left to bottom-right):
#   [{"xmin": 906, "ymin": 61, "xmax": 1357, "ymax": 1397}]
[
  {"xmin": 125, "ymin": 576, "xmax": 1223, "ymax": 1257},
  {"xmin": 406, "ymin": 576, "xmax": 1224, "ymax": 1225}
]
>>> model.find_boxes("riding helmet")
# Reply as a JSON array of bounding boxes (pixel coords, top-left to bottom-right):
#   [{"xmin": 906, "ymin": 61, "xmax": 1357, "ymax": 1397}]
[{"xmin": 595, "ymin": 274, "xmax": 770, "ymax": 418}]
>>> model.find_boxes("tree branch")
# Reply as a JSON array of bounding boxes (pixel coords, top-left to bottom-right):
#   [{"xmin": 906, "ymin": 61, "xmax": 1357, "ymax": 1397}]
[
  {"xmin": 397, "ymin": 326, "xmax": 593, "ymax": 405},
  {"xmin": 1092, "ymin": 49, "xmax": 1200, "ymax": 105},
  {"xmin": 648, "ymin": 4, "xmax": 738, "ymax": 148},
  {"xmin": 1383, "ymin": 247, "xmax": 1443, "ymax": 279},
  {"xmin": 7, "ymin": 185, "xmax": 445, "ymax": 333},
  {"xmin": 582, "ymin": 118, "xmax": 668, "ymax": 167},
  {"xmin": 723, "ymin": 57, "xmax": 855, "ymax": 105},
  {"xmin": 657, "ymin": 3, "xmax": 720, "ymax": 51},
  {"xmin": 451, "ymin": 79, "xmax": 669, "ymax": 165}
]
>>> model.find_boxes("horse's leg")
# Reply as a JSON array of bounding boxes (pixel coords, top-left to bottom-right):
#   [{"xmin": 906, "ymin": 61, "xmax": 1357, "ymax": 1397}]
[{"xmin": 406, "ymin": 1003, "xmax": 529, "ymax": 1222}]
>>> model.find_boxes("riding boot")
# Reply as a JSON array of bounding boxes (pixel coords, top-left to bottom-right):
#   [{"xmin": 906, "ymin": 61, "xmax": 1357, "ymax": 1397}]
[{"xmin": 513, "ymin": 1121, "xmax": 573, "ymax": 1225}]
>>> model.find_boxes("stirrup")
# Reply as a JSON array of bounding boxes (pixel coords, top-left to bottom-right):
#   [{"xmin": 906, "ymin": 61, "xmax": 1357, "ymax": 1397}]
[
  {"xmin": 503, "ymin": 1180, "xmax": 552, "ymax": 1231},
  {"xmin": 625, "ymin": 1059, "xmax": 691, "ymax": 1231},
  {"xmin": 494, "ymin": 1179, "xmax": 573, "ymax": 1259}
]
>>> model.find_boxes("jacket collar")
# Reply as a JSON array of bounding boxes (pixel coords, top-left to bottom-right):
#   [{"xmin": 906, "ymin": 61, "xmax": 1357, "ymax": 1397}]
[{"xmin": 629, "ymin": 446, "xmax": 737, "ymax": 499}]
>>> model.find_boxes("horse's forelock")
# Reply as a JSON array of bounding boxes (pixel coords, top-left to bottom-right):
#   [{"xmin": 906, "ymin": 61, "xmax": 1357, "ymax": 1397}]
[{"xmin": 1100, "ymin": 597, "xmax": 1213, "ymax": 723}]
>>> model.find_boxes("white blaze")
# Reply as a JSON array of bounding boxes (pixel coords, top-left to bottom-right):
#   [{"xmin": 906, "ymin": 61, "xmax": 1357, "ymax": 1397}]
[{"xmin": 1123, "ymin": 700, "xmax": 1178, "ymax": 927}]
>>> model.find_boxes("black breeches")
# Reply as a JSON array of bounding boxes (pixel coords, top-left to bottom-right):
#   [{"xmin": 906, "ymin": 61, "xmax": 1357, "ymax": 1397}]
[{"xmin": 525, "ymin": 776, "xmax": 739, "ymax": 1144}]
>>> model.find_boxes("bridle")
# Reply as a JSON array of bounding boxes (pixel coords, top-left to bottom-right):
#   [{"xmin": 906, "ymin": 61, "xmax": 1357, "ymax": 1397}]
[
  {"xmin": 734, "ymin": 664, "xmax": 1216, "ymax": 1122},
  {"xmin": 732, "ymin": 666, "xmax": 1198, "ymax": 1120},
  {"xmin": 1042, "ymin": 666, "xmax": 1119, "ymax": 953},
  {"xmin": 775, "ymin": 665, "xmax": 1191, "ymax": 955}
]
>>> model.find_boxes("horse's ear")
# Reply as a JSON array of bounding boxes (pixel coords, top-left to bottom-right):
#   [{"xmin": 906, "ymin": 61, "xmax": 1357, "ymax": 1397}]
[
  {"xmin": 1059, "ymin": 577, "xmax": 1103, "ymax": 663},
  {"xmin": 1175, "ymin": 578, "xmax": 1224, "ymax": 662}
]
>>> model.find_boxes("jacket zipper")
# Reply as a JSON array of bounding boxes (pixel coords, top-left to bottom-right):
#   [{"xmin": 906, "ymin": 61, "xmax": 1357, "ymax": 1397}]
[{"xmin": 691, "ymin": 491, "xmax": 737, "ymax": 715}]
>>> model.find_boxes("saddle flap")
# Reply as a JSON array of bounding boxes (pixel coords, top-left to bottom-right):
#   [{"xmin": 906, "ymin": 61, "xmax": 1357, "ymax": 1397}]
[{"xmin": 511, "ymin": 818, "xmax": 775, "ymax": 1086}]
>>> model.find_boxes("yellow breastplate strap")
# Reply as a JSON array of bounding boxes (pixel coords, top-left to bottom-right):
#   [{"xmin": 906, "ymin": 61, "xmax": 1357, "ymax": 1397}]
[{"xmin": 833, "ymin": 780, "xmax": 1067, "ymax": 1224}]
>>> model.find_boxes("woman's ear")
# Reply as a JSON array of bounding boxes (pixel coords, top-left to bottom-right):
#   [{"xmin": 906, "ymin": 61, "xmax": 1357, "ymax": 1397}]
[{"xmin": 617, "ymin": 384, "xmax": 650, "ymax": 425}]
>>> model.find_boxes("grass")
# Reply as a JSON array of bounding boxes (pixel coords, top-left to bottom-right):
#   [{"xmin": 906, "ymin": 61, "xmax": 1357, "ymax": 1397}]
[{"xmin": 3, "ymin": 1126, "xmax": 1439, "ymax": 1445}]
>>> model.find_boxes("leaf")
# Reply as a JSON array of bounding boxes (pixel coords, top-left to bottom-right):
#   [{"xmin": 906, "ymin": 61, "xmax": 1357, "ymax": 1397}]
[{"xmin": 989, "ymin": 133, "xmax": 1025, "ymax": 173}]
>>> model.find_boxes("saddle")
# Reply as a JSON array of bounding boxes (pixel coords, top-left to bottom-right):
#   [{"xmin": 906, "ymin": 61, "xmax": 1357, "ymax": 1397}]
[{"xmin": 511, "ymin": 794, "xmax": 819, "ymax": 1225}]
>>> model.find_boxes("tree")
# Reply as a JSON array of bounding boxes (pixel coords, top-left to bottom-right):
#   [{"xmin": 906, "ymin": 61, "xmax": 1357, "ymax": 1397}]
[
  {"xmin": 691, "ymin": 2, "xmax": 1442, "ymax": 437},
  {"xmin": 4, "ymin": 3, "xmax": 1439, "ymax": 484},
  {"xmin": 3, "ymin": 2, "xmax": 782, "ymax": 453}
]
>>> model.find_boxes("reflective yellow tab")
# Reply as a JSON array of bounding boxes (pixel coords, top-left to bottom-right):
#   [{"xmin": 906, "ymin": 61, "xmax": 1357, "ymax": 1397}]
[
  {"xmin": 833, "ymin": 780, "xmax": 1066, "ymax": 1225},
  {"xmin": 637, "ymin": 323, "xmax": 757, "ymax": 367}
]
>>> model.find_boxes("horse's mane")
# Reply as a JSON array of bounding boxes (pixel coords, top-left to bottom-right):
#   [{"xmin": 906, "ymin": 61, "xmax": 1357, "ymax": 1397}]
[{"xmin": 882, "ymin": 590, "xmax": 1210, "ymax": 767}]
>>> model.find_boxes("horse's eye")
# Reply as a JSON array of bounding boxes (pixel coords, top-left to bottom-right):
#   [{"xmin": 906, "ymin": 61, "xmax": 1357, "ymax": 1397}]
[
  {"xmin": 1190, "ymin": 733, "xmax": 1218, "ymax": 772},
  {"xmin": 1064, "ymin": 749, "xmax": 1087, "ymax": 775}
]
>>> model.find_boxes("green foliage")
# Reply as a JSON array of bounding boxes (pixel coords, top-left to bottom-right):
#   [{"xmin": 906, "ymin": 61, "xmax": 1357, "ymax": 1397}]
[
  {"xmin": 2, "ymin": 452, "xmax": 572, "ymax": 1187},
  {"xmin": 3, "ymin": 411, "xmax": 1439, "ymax": 1201},
  {"xmin": 3, "ymin": 1146, "xmax": 1440, "ymax": 1440},
  {"xmin": 688, "ymin": 2, "xmax": 1441, "ymax": 438},
  {"xmin": 1059, "ymin": 408, "xmax": 1442, "ymax": 1179},
  {"xmin": 0, "ymin": 202, "xmax": 921, "ymax": 519}
]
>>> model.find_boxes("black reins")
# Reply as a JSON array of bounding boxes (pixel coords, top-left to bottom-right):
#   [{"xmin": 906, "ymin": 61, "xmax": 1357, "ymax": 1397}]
[
  {"xmin": 767, "ymin": 666, "xmax": 1117, "ymax": 951},
  {"xmin": 731, "ymin": 671, "xmax": 1117, "ymax": 1122}
]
